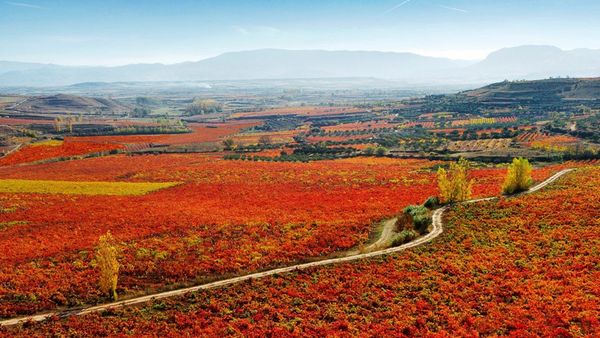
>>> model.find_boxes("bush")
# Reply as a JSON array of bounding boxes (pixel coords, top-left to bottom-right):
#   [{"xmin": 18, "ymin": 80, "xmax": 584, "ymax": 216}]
[
  {"xmin": 375, "ymin": 146, "xmax": 388, "ymax": 157},
  {"xmin": 363, "ymin": 146, "xmax": 376, "ymax": 156},
  {"xmin": 403, "ymin": 205, "xmax": 432, "ymax": 233},
  {"xmin": 423, "ymin": 196, "xmax": 440, "ymax": 209},
  {"xmin": 403, "ymin": 204, "xmax": 427, "ymax": 216},
  {"xmin": 391, "ymin": 230, "xmax": 418, "ymax": 246}
]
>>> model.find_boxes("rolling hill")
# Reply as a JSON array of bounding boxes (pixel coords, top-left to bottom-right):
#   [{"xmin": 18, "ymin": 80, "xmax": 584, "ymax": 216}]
[
  {"xmin": 6, "ymin": 94, "xmax": 131, "ymax": 114},
  {"xmin": 462, "ymin": 77, "xmax": 600, "ymax": 102}
]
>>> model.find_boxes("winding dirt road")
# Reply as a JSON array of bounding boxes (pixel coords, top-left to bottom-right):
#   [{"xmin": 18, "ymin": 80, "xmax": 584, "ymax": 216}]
[{"xmin": 0, "ymin": 168, "xmax": 574, "ymax": 327}]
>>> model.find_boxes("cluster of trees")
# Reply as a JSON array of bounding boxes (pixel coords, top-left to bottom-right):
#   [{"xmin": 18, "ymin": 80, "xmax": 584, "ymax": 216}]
[
  {"xmin": 251, "ymin": 118, "xmax": 302, "ymax": 132},
  {"xmin": 436, "ymin": 156, "xmax": 533, "ymax": 203},
  {"xmin": 111, "ymin": 125, "xmax": 189, "ymax": 135},
  {"xmin": 224, "ymin": 152, "xmax": 355, "ymax": 163},
  {"xmin": 546, "ymin": 111, "xmax": 600, "ymax": 143},
  {"xmin": 53, "ymin": 115, "xmax": 83, "ymax": 133},
  {"xmin": 129, "ymin": 107, "xmax": 151, "ymax": 118},
  {"xmin": 293, "ymin": 144, "xmax": 355, "ymax": 155},
  {"xmin": 309, "ymin": 127, "xmax": 395, "ymax": 137},
  {"xmin": 185, "ymin": 99, "xmax": 223, "ymax": 115},
  {"xmin": 435, "ymin": 127, "xmax": 520, "ymax": 141},
  {"xmin": 363, "ymin": 146, "xmax": 388, "ymax": 157},
  {"xmin": 398, "ymin": 138, "xmax": 446, "ymax": 153},
  {"xmin": 224, "ymin": 143, "xmax": 358, "ymax": 162}
]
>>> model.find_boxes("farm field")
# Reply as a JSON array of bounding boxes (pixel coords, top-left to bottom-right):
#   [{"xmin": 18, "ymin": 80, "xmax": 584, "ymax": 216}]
[
  {"xmin": 3, "ymin": 164, "xmax": 597, "ymax": 336},
  {"xmin": 0, "ymin": 140, "xmax": 123, "ymax": 166},
  {"xmin": 0, "ymin": 151, "xmax": 569, "ymax": 319},
  {"xmin": 446, "ymin": 138, "xmax": 512, "ymax": 152},
  {"xmin": 3, "ymin": 2, "xmax": 600, "ymax": 335},
  {"xmin": 1, "ymin": 84, "xmax": 598, "ymax": 336}
]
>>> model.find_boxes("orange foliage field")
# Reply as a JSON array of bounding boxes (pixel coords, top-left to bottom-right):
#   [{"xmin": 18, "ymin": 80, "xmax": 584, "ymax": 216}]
[
  {"xmin": 0, "ymin": 154, "xmax": 566, "ymax": 318},
  {"xmin": 0, "ymin": 140, "xmax": 122, "ymax": 166},
  {"xmin": 3, "ymin": 164, "xmax": 597, "ymax": 336},
  {"xmin": 232, "ymin": 129, "xmax": 300, "ymax": 145}
]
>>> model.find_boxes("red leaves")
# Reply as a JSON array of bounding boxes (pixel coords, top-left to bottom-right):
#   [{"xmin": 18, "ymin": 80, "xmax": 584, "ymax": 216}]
[
  {"xmin": 0, "ymin": 152, "xmax": 589, "ymax": 337},
  {"xmin": 3, "ymin": 165, "xmax": 594, "ymax": 336},
  {"xmin": 0, "ymin": 140, "xmax": 122, "ymax": 166}
]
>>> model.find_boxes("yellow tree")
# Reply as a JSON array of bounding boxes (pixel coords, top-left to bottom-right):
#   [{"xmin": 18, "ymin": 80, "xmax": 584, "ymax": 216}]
[
  {"xmin": 95, "ymin": 231, "xmax": 120, "ymax": 301},
  {"xmin": 66, "ymin": 117, "xmax": 73, "ymax": 133},
  {"xmin": 502, "ymin": 157, "xmax": 533, "ymax": 194},
  {"xmin": 437, "ymin": 158, "xmax": 473, "ymax": 204},
  {"xmin": 54, "ymin": 117, "xmax": 63, "ymax": 132}
]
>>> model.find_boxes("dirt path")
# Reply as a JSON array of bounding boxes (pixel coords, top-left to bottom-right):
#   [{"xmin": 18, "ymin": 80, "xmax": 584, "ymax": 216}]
[
  {"xmin": 0, "ymin": 169, "xmax": 574, "ymax": 327},
  {"xmin": 345, "ymin": 217, "xmax": 398, "ymax": 256},
  {"xmin": 0, "ymin": 143, "xmax": 21, "ymax": 157}
]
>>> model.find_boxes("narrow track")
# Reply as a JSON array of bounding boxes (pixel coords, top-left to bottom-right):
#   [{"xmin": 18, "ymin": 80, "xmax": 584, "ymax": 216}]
[{"xmin": 0, "ymin": 168, "xmax": 574, "ymax": 327}]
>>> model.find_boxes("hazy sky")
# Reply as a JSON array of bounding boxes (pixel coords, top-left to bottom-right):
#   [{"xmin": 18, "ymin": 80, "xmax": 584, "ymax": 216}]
[{"xmin": 1, "ymin": 0, "xmax": 599, "ymax": 66}]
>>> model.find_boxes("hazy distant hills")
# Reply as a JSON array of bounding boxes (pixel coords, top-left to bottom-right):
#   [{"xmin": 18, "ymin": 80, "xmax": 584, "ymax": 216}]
[
  {"xmin": 1, "ymin": 45, "xmax": 599, "ymax": 87},
  {"xmin": 465, "ymin": 46, "xmax": 600, "ymax": 81}
]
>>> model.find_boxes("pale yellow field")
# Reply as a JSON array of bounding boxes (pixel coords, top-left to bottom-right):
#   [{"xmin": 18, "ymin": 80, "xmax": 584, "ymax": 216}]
[
  {"xmin": 0, "ymin": 179, "xmax": 180, "ymax": 196},
  {"xmin": 30, "ymin": 140, "xmax": 64, "ymax": 147}
]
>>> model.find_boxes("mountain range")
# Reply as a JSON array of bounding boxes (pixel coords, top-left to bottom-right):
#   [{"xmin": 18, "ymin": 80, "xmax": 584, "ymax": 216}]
[{"xmin": 1, "ymin": 45, "xmax": 599, "ymax": 87}]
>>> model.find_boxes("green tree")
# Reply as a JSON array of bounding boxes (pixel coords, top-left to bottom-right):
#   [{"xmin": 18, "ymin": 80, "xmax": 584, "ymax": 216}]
[
  {"xmin": 363, "ymin": 146, "xmax": 376, "ymax": 156},
  {"xmin": 375, "ymin": 146, "xmax": 388, "ymax": 157}
]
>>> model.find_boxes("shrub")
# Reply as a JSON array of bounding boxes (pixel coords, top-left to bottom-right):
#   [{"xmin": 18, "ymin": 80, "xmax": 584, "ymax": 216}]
[
  {"xmin": 423, "ymin": 196, "xmax": 439, "ymax": 209},
  {"xmin": 391, "ymin": 230, "xmax": 418, "ymax": 246},
  {"xmin": 502, "ymin": 157, "xmax": 533, "ymax": 194},
  {"xmin": 403, "ymin": 205, "xmax": 432, "ymax": 233},
  {"xmin": 403, "ymin": 204, "xmax": 428, "ymax": 216},
  {"xmin": 363, "ymin": 146, "xmax": 376, "ymax": 156},
  {"xmin": 375, "ymin": 146, "xmax": 388, "ymax": 157}
]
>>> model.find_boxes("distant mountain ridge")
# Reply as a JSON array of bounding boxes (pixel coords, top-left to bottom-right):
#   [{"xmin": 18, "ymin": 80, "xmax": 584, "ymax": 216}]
[{"xmin": 1, "ymin": 45, "xmax": 599, "ymax": 87}]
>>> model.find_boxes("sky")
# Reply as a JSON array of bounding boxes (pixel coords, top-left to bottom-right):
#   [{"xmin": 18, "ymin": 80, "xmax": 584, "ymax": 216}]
[{"xmin": 1, "ymin": 0, "xmax": 599, "ymax": 66}]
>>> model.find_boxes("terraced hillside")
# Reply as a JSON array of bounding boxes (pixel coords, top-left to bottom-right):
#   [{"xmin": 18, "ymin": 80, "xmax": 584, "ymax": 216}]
[{"xmin": 462, "ymin": 78, "xmax": 600, "ymax": 107}]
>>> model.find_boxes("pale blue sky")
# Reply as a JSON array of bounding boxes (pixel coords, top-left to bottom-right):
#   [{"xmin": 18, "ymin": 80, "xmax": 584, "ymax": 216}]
[{"xmin": 1, "ymin": 0, "xmax": 599, "ymax": 65}]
